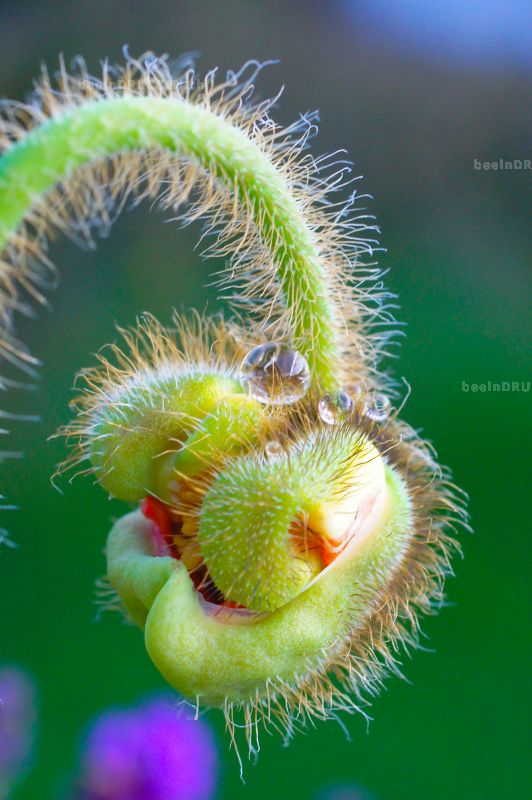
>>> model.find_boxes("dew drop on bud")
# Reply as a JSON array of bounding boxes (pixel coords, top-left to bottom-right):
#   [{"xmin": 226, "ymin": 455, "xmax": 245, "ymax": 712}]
[
  {"xmin": 240, "ymin": 343, "xmax": 310, "ymax": 405},
  {"xmin": 265, "ymin": 440, "xmax": 283, "ymax": 459},
  {"xmin": 364, "ymin": 393, "xmax": 392, "ymax": 422},
  {"xmin": 318, "ymin": 390, "xmax": 354, "ymax": 425}
]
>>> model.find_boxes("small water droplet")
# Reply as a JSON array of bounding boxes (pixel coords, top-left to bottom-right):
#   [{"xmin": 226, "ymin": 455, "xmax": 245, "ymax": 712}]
[
  {"xmin": 240, "ymin": 343, "xmax": 310, "ymax": 405},
  {"xmin": 364, "ymin": 393, "xmax": 392, "ymax": 422},
  {"xmin": 318, "ymin": 390, "xmax": 354, "ymax": 425},
  {"xmin": 265, "ymin": 440, "xmax": 283, "ymax": 459}
]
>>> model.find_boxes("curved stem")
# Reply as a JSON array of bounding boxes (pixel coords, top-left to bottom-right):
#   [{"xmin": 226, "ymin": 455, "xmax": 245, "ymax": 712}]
[{"xmin": 0, "ymin": 96, "xmax": 341, "ymax": 388}]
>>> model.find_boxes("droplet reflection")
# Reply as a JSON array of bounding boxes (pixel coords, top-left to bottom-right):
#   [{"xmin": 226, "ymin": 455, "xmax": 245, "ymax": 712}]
[
  {"xmin": 364, "ymin": 393, "xmax": 392, "ymax": 422},
  {"xmin": 318, "ymin": 390, "xmax": 354, "ymax": 425},
  {"xmin": 240, "ymin": 343, "xmax": 310, "ymax": 405}
]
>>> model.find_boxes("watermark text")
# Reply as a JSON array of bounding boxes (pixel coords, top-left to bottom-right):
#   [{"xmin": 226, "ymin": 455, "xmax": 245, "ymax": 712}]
[
  {"xmin": 473, "ymin": 158, "xmax": 530, "ymax": 171},
  {"xmin": 461, "ymin": 380, "xmax": 530, "ymax": 393}
]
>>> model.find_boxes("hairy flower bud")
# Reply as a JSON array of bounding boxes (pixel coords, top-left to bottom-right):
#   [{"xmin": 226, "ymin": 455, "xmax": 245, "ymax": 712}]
[{"xmin": 0, "ymin": 52, "xmax": 466, "ymax": 757}]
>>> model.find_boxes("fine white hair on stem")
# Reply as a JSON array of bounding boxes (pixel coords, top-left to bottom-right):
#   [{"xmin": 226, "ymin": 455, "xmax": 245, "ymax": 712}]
[{"xmin": 0, "ymin": 50, "xmax": 392, "ymax": 531}]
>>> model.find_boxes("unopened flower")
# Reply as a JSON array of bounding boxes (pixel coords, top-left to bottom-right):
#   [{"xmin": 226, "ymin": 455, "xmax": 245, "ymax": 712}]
[{"xmin": 0, "ymin": 52, "xmax": 467, "ymax": 759}]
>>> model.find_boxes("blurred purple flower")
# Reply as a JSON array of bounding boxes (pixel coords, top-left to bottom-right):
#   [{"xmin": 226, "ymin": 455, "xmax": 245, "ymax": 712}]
[
  {"xmin": 78, "ymin": 698, "xmax": 217, "ymax": 800},
  {"xmin": 0, "ymin": 667, "xmax": 37, "ymax": 798}
]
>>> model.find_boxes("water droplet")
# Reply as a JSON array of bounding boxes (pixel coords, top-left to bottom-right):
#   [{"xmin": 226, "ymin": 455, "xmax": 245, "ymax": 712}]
[
  {"xmin": 364, "ymin": 393, "xmax": 392, "ymax": 422},
  {"xmin": 240, "ymin": 343, "xmax": 310, "ymax": 405},
  {"xmin": 265, "ymin": 440, "xmax": 283, "ymax": 459},
  {"xmin": 318, "ymin": 390, "xmax": 354, "ymax": 425}
]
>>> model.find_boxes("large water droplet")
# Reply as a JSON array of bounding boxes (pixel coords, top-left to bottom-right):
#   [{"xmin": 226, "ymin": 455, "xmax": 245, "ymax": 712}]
[
  {"xmin": 318, "ymin": 390, "xmax": 354, "ymax": 425},
  {"xmin": 240, "ymin": 343, "xmax": 310, "ymax": 405},
  {"xmin": 365, "ymin": 393, "xmax": 392, "ymax": 422}
]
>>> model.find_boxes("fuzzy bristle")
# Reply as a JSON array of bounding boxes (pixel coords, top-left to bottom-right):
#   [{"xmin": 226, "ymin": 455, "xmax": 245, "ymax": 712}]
[
  {"xmin": 55, "ymin": 311, "xmax": 247, "ymax": 488},
  {"xmin": 0, "ymin": 52, "xmax": 388, "ymax": 397}
]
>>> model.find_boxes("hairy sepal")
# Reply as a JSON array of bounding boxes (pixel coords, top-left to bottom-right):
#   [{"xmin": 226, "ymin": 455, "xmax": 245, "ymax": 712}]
[
  {"xmin": 90, "ymin": 371, "xmax": 243, "ymax": 501},
  {"xmin": 198, "ymin": 429, "xmax": 383, "ymax": 612},
  {"xmin": 106, "ymin": 463, "xmax": 411, "ymax": 707}
]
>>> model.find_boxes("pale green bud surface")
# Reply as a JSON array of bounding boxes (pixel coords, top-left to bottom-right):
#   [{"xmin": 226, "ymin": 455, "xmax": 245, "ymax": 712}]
[
  {"xmin": 107, "ymin": 463, "xmax": 411, "ymax": 706},
  {"xmin": 91, "ymin": 371, "xmax": 242, "ymax": 501},
  {"xmin": 198, "ymin": 431, "xmax": 383, "ymax": 611}
]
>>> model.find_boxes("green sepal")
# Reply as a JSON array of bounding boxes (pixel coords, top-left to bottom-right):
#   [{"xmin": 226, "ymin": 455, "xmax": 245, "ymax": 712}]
[
  {"xmin": 154, "ymin": 394, "xmax": 265, "ymax": 499},
  {"xmin": 90, "ymin": 371, "xmax": 242, "ymax": 501},
  {"xmin": 197, "ymin": 430, "xmax": 383, "ymax": 612},
  {"xmin": 106, "ymin": 464, "xmax": 411, "ymax": 706}
]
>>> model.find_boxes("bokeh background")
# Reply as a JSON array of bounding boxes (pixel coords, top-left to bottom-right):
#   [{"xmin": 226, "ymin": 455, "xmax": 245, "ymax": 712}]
[{"xmin": 1, "ymin": 1, "xmax": 530, "ymax": 798}]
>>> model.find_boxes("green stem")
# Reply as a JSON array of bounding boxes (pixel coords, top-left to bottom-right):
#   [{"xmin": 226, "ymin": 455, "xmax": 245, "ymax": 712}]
[{"xmin": 0, "ymin": 96, "xmax": 340, "ymax": 388}]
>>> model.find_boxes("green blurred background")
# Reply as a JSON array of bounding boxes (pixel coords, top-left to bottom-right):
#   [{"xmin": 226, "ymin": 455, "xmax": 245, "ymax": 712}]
[{"xmin": 1, "ymin": 1, "xmax": 530, "ymax": 798}]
